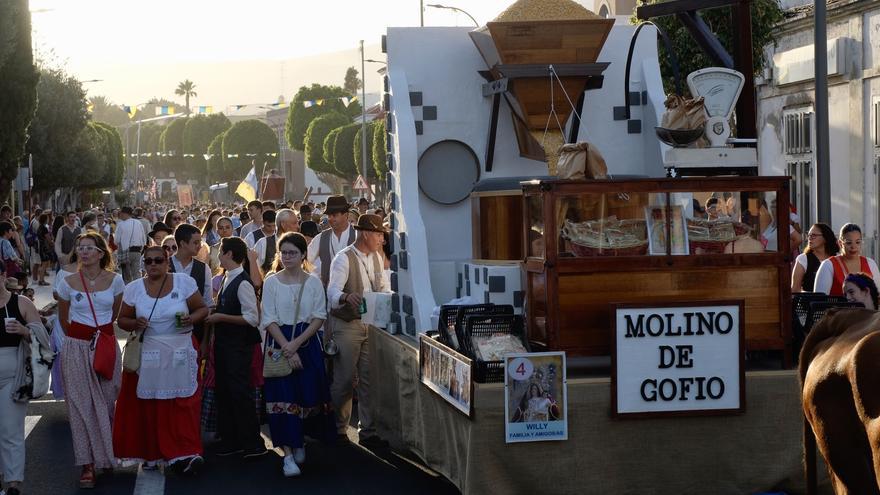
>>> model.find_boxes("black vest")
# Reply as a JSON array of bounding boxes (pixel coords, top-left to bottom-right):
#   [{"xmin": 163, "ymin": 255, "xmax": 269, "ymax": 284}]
[
  {"xmin": 252, "ymin": 229, "xmax": 266, "ymax": 245},
  {"xmin": 261, "ymin": 234, "xmax": 276, "ymax": 274},
  {"xmin": 169, "ymin": 258, "xmax": 207, "ymax": 341},
  {"xmin": 802, "ymin": 252, "xmax": 821, "ymax": 292},
  {"xmin": 215, "ymin": 271, "xmax": 260, "ymax": 345}
]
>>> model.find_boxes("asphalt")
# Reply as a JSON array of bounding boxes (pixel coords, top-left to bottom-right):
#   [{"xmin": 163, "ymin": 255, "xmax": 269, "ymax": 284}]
[{"xmin": 20, "ymin": 271, "xmax": 460, "ymax": 495}]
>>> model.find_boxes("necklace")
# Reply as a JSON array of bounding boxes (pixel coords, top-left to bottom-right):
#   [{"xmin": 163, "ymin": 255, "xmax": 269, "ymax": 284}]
[{"xmin": 82, "ymin": 269, "xmax": 102, "ymax": 287}]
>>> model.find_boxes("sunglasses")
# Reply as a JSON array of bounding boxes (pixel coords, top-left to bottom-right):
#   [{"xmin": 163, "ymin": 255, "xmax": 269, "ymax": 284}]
[
  {"xmin": 163, "ymin": 245, "xmax": 178, "ymax": 252},
  {"xmin": 76, "ymin": 245, "xmax": 103, "ymax": 254},
  {"xmin": 143, "ymin": 256, "xmax": 166, "ymax": 265}
]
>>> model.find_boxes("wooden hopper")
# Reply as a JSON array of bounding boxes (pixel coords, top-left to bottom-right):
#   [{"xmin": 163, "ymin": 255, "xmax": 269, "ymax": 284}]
[{"xmin": 486, "ymin": 19, "xmax": 613, "ymax": 130}]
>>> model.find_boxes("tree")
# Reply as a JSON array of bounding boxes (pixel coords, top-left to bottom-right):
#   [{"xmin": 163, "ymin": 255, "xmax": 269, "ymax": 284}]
[
  {"xmin": 92, "ymin": 122, "xmax": 125, "ymax": 188},
  {"xmin": 183, "ymin": 113, "xmax": 231, "ymax": 184},
  {"xmin": 89, "ymin": 95, "xmax": 129, "ymax": 127},
  {"xmin": 332, "ymin": 124, "xmax": 360, "ymax": 181},
  {"xmin": 372, "ymin": 119, "xmax": 388, "ymax": 179},
  {"xmin": 632, "ymin": 1, "xmax": 783, "ymax": 94},
  {"xmin": 159, "ymin": 117, "xmax": 187, "ymax": 177},
  {"xmin": 206, "ymin": 133, "xmax": 225, "ymax": 184},
  {"xmin": 344, "ymin": 67, "xmax": 362, "ymax": 94},
  {"xmin": 175, "ymin": 79, "xmax": 197, "ymax": 115},
  {"xmin": 0, "ymin": 0, "xmax": 38, "ymax": 199},
  {"xmin": 323, "ymin": 127, "xmax": 344, "ymax": 176},
  {"xmin": 27, "ymin": 66, "xmax": 91, "ymax": 190},
  {"xmin": 305, "ymin": 112, "xmax": 351, "ymax": 175},
  {"xmin": 286, "ymin": 83, "xmax": 362, "ymax": 151},
  {"xmin": 221, "ymin": 119, "xmax": 278, "ymax": 182},
  {"xmin": 354, "ymin": 123, "xmax": 378, "ymax": 182}
]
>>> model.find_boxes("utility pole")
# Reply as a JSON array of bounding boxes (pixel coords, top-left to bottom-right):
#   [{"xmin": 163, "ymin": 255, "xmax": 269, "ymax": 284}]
[
  {"xmin": 420, "ymin": 0, "xmax": 424, "ymax": 26},
  {"xmin": 814, "ymin": 0, "xmax": 831, "ymax": 224},
  {"xmin": 360, "ymin": 39, "xmax": 368, "ymax": 197}
]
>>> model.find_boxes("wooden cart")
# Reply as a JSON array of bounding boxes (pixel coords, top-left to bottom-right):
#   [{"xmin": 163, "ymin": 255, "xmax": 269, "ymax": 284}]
[{"xmin": 521, "ymin": 176, "xmax": 793, "ymax": 364}]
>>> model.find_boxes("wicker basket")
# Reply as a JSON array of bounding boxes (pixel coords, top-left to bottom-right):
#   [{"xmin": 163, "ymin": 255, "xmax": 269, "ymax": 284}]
[
  {"xmin": 562, "ymin": 217, "xmax": 648, "ymax": 257},
  {"xmin": 687, "ymin": 219, "xmax": 752, "ymax": 254}
]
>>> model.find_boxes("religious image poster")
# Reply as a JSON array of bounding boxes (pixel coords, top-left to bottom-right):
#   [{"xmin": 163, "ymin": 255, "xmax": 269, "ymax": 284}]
[{"xmin": 504, "ymin": 352, "xmax": 567, "ymax": 443}]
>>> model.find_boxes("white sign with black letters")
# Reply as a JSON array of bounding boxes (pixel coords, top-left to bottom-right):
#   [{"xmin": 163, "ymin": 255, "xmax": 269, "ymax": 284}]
[{"xmin": 612, "ymin": 302, "xmax": 744, "ymax": 417}]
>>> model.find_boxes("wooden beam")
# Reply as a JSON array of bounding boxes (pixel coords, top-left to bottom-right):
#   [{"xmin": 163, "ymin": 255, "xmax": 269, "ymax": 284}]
[
  {"xmin": 636, "ymin": 0, "xmax": 741, "ymax": 20},
  {"xmin": 732, "ymin": 0, "xmax": 757, "ymax": 139},
  {"xmin": 675, "ymin": 11, "xmax": 734, "ymax": 69},
  {"xmin": 494, "ymin": 63, "xmax": 609, "ymax": 79}
]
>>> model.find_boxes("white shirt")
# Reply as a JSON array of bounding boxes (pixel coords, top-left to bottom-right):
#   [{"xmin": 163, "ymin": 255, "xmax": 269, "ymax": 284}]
[
  {"xmin": 115, "ymin": 217, "xmax": 147, "ymax": 251},
  {"xmin": 220, "ymin": 266, "xmax": 260, "ymax": 327},
  {"xmin": 57, "ymin": 273, "xmax": 125, "ymax": 326},
  {"xmin": 253, "ymin": 235, "xmax": 277, "ymax": 270},
  {"xmin": 171, "ymin": 255, "xmax": 214, "ymax": 308},
  {"xmin": 814, "ymin": 256, "xmax": 880, "ymax": 294},
  {"xmin": 239, "ymin": 222, "xmax": 260, "ymax": 242},
  {"xmin": 259, "ymin": 273, "xmax": 327, "ymax": 330},
  {"xmin": 123, "ymin": 273, "xmax": 197, "ymax": 336},
  {"xmin": 245, "ymin": 228, "xmax": 272, "ymax": 250},
  {"xmin": 307, "ymin": 227, "xmax": 354, "ymax": 278},
  {"xmin": 327, "ymin": 244, "xmax": 390, "ymax": 310}
]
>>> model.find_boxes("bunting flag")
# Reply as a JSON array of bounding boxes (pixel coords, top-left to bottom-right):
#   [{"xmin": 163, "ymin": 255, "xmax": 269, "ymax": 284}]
[
  {"xmin": 302, "ymin": 96, "xmax": 358, "ymax": 108},
  {"xmin": 123, "ymin": 105, "xmax": 137, "ymax": 118},
  {"xmin": 196, "ymin": 105, "xmax": 214, "ymax": 114},
  {"xmin": 155, "ymin": 105, "xmax": 174, "ymax": 116},
  {"xmin": 227, "ymin": 154, "xmax": 239, "ymax": 158},
  {"xmin": 86, "ymin": 101, "xmax": 95, "ymax": 113},
  {"xmin": 235, "ymin": 166, "xmax": 258, "ymax": 202},
  {"xmin": 203, "ymin": 154, "xmax": 212, "ymax": 161}
]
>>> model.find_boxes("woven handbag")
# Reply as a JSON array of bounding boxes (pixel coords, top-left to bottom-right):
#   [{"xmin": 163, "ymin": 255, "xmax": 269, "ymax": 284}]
[
  {"xmin": 122, "ymin": 275, "xmax": 166, "ymax": 374},
  {"xmin": 263, "ymin": 278, "xmax": 306, "ymax": 378}
]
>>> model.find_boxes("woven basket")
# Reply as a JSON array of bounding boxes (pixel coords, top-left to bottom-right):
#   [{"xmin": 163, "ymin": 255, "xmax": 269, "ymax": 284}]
[
  {"xmin": 563, "ymin": 217, "xmax": 648, "ymax": 257},
  {"xmin": 687, "ymin": 219, "xmax": 752, "ymax": 254}
]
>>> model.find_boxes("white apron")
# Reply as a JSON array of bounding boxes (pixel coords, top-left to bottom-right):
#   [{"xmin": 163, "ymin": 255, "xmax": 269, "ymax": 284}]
[{"xmin": 136, "ymin": 334, "xmax": 198, "ymax": 400}]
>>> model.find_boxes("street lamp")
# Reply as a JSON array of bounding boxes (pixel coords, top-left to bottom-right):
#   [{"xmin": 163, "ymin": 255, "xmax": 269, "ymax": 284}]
[
  {"xmin": 426, "ymin": 3, "xmax": 479, "ymax": 26},
  {"xmin": 131, "ymin": 113, "xmax": 186, "ymax": 203},
  {"xmin": 360, "ymin": 40, "xmax": 368, "ymax": 199},
  {"xmin": 364, "ymin": 59, "xmax": 386, "ymax": 65}
]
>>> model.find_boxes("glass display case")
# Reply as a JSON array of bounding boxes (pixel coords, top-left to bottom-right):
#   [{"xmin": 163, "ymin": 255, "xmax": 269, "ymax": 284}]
[{"xmin": 521, "ymin": 177, "xmax": 792, "ymax": 363}]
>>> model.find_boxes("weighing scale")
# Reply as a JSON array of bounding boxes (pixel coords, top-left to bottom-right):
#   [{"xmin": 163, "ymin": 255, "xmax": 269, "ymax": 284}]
[{"xmin": 664, "ymin": 67, "xmax": 757, "ymax": 176}]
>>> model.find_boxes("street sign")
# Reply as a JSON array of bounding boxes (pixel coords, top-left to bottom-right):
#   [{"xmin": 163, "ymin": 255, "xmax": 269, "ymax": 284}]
[{"xmin": 353, "ymin": 175, "xmax": 370, "ymax": 190}]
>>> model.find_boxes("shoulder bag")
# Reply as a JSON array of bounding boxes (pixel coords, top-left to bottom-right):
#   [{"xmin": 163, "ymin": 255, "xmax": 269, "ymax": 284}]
[
  {"xmin": 262, "ymin": 278, "xmax": 306, "ymax": 378},
  {"xmin": 122, "ymin": 275, "xmax": 166, "ymax": 373},
  {"xmin": 81, "ymin": 271, "xmax": 116, "ymax": 380}
]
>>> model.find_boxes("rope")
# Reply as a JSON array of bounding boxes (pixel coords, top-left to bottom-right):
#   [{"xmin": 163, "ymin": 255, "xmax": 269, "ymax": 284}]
[{"xmin": 542, "ymin": 65, "xmax": 587, "ymax": 145}]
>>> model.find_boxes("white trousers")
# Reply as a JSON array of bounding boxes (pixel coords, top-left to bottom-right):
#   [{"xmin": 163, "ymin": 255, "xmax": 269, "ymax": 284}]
[{"xmin": 0, "ymin": 347, "xmax": 27, "ymax": 482}]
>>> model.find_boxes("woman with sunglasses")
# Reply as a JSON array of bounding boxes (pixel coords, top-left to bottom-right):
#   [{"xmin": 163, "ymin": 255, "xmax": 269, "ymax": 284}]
[
  {"xmin": 815, "ymin": 223, "xmax": 880, "ymax": 295},
  {"xmin": 261, "ymin": 232, "xmax": 334, "ymax": 477},
  {"xmin": 161, "ymin": 235, "xmax": 178, "ymax": 257},
  {"xmin": 56, "ymin": 233, "xmax": 124, "ymax": 488},
  {"xmin": 113, "ymin": 245, "xmax": 209, "ymax": 474},
  {"xmin": 163, "ymin": 210, "xmax": 183, "ymax": 232},
  {"xmin": 791, "ymin": 223, "xmax": 839, "ymax": 292}
]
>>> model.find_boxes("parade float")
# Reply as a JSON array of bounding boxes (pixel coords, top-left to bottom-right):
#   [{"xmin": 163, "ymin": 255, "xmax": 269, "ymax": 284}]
[{"xmin": 370, "ymin": 1, "xmax": 809, "ymax": 493}]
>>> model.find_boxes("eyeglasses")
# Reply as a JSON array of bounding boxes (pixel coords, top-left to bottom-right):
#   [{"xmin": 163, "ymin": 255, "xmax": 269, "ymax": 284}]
[
  {"xmin": 76, "ymin": 246, "xmax": 103, "ymax": 254},
  {"xmin": 280, "ymin": 250, "xmax": 302, "ymax": 258},
  {"xmin": 143, "ymin": 257, "xmax": 166, "ymax": 265},
  {"xmin": 807, "ymin": 233, "xmax": 821, "ymax": 239},
  {"xmin": 163, "ymin": 245, "xmax": 178, "ymax": 252}
]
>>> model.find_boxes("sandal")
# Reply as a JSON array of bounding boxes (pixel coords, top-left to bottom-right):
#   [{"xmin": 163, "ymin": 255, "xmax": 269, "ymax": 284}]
[{"xmin": 79, "ymin": 464, "xmax": 96, "ymax": 489}]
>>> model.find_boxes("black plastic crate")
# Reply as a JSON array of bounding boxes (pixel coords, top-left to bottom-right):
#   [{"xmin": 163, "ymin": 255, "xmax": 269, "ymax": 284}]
[
  {"xmin": 461, "ymin": 314, "xmax": 528, "ymax": 384},
  {"xmin": 474, "ymin": 360, "xmax": 505, "ymax": 383},
  {"xmin": 452, "ymin": 305, "xmax": 513, "ymax": 356}
]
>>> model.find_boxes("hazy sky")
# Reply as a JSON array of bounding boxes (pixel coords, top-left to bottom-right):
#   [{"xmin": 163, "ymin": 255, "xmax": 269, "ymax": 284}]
[{"xmin": 29, "ymin": 0, "xmax": 596, "ymax": 111}]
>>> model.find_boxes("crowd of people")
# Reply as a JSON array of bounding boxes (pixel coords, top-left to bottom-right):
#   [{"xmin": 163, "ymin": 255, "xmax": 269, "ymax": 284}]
[{"xmin": 0, "ymin": 195, "xmax": 393, "ymax": 492}]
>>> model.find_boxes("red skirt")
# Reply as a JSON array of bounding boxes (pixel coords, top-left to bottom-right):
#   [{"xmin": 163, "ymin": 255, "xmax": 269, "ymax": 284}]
[{"xmin": 112, "ymin": 337, "xmax": 203, "ymax": 463}]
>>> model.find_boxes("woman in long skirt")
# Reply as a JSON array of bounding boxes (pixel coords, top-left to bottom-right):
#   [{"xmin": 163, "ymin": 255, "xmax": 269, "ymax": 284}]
[
  {"xmin": 56, "ymin": 233, "xmax": 124, "ymax": 488},
  {"xmin": 260, "ymin": 232, "xmax": 334, "ymax": 477}
]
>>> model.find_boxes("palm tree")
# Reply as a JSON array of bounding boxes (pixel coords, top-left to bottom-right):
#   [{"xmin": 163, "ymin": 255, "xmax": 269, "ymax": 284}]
[{"xmin": 175, "ymin": 79, "xmax": 197, "ymax": 115}]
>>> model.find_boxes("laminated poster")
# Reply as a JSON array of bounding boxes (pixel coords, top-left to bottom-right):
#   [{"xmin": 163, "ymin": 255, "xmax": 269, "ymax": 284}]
[{"xmin": 504, "ymin": 352, "xmax": 568, "ymax": 443}]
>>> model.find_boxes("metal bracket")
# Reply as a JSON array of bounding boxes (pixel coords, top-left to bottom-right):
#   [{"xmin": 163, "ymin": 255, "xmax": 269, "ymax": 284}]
[{"xmin": 482, "ymin": 78, "xmax": 509, "ymax": 97}]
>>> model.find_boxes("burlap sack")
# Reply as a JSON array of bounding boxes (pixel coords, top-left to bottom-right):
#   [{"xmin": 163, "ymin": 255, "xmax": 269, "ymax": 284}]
[
  {"xmin": 660, "ymin": 94, "xmax": 706, "ymax": 130},
  {"xmin": 556, "ymin": 142, "xmax": 608, "ymax": 180}
]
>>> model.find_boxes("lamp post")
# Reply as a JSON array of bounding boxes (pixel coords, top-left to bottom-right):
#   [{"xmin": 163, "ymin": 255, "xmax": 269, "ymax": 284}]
[
  {"xmin": 425, "ymin": 3, "xmax": 479, "ymax": 26},
  {"xmin": 132, "ymin": 113, "xmax": 186, "ymax": 203},
  {"xmin": 360, "ymin": 40, "xmax": 368, "ymax": 198}
]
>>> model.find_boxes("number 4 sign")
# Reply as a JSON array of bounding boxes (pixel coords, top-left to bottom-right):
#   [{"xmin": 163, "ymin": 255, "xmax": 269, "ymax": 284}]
[{"xmin": 504, "ymin": 352, "xmax": 568, "ymax": 443}]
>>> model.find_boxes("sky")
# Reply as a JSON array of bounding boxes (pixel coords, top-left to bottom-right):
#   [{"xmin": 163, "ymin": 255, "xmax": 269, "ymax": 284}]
[{"xmin": 28, "ymin": 0, "xmax": 593, "ymax": 111}]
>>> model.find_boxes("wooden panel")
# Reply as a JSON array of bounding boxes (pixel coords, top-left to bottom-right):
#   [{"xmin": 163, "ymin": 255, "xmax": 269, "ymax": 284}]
[
  {"xmin": 477, "ymin": 195, "xmax": 524, "ymax": 261},
  {"xmin": 511, "ymin": 78, "xmax": 590, "ymax": 130},
  {"xmin": 551, "ymin": 267, "xmax": 782, "ymax": 355},
  {"xmin": 486, "ymin": 20, "xmax": 614, "ymax": 65}
]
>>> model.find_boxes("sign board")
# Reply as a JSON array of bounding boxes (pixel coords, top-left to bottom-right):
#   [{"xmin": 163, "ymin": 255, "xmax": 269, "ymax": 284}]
[
  {"xmin": 504, "ymin": 352, "xmax": 568, "ymax": 443},
  {"xmin": 612, "ymin": 301, "xmax": 744, "ymax": 418},
  {"xmin": 177, "ymin": 184, "xmax": 194, "ymax": 207},
  {"xmin": 353, "ymin": 175, "xmax": 369, "ymax": 190},
  {"xmin": 419, "ymin": 335, "xmax": 473, "ymax": 417}
]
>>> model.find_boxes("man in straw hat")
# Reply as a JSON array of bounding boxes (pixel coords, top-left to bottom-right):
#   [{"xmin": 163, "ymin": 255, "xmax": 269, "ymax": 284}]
[
  {"xmin": 325, "ymin": 214, "xmax": 390, "ymax": 448},
  {"xmin": 307, "ymin": 196, "xmax": 356, "ymax": 287}
]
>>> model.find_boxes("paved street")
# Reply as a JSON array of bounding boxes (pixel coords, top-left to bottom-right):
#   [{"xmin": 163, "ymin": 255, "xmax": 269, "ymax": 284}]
[{"xmin": 21, "ymin": 272, "xmax": 459, "ymax": 495}]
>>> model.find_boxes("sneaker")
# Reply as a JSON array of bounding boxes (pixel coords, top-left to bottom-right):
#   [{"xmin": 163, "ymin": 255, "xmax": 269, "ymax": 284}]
[
  {"xmin": 242, "ymin": 446, "xmax": 269, "ymax": 459},
  {"xmin": 293, "ymin": 447, "xmax": 306, "ymax": 465},
  {"xmin": 182, "ymin": 455, "xmax": 204, "ymax": 475},
  {"xmin": 282, "ymin": 455, "xmax": 301, "ymax": 477}
]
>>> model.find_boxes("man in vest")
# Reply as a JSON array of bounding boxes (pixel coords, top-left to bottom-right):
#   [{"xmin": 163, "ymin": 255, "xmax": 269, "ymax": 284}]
[
  {"xmin": 307, "ymin": 195, "xmax": 356, "ymax": 287},
  {"xmin": 54, "ymin": 211, "xmax": 83, "ymax": 267},
  {"xmin": 170, "ymin": 223, "xmax": 213, "ymax": 343},
  {"xmin": 204, "ymin": 237, "xmax": 267, "ymax": 458},
  {"xmin": 254, "ymin": 208, "xmax": 298, "ymax": 277},
  {"xmin": 244, "ymin": 210, "xmax": 276, "ymax": 250},
  {"xmin": 113, "ymin": 207, "xmax": 147, "ymax": 283},
  {"xmin": 326, "ymin": 214, "xmax": 390, "ymax": 449},
  {"xmin": 237, "ymin": 200, "xmax": 263, "ymax": 239}
]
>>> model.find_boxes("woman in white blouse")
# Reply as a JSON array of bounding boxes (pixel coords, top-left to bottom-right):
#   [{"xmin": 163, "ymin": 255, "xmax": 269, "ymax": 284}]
[
  {"xmin": 260, "ymin": 232, "xmax": 334, "ymax": 477},
  {"xmin": 56, "ymin": 232, "xmax": 125, "ymax": 488}
]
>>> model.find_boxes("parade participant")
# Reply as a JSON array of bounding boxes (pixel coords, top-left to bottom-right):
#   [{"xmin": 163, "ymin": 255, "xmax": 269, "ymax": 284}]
[
  {"xmin": 27, "ymin": 212, "xmax": 42, "ymax": 285},
  {"xmin": 209, "ymin": 217, "xmax": 232, "ymax": 274},
  {"xmin": 245, "ymin": 210, "xmax": 276, "ymax": 250},
  {"xmin": 54, "ymin": 211, "xmax": 82, "ymax": 266},
  {"xmin": 0, "ymin": 222, "xmax": 23, "ymax": 281},
  {"xmin": 761, "ymin": 198, "xmax": 803, "ymax": 253},
  {"xmin": 164, "ymin": 209, "xmax": 183, "ymax": 232},
  {"xmin": 170, "ymin": 224, "xmax": 213, "ymax": 343},
  {"xmin": 262, "ymin": 201, "xmax": 276, "ymax": 212},
  {"xmin": 203, "ymin": 210, "xmax": 222, "ymax": 247},
  {"xmin": 814, "ymin": 223, "xmax": 880, "ymax": 296},
  {"xmin": 56, "ymin": 233, "xmax": 124, "ymax": 488},
  {"xmin": 0, "ymin": 259, "xmax": 44, "ymax": 495},
  {"xmin": 842, "ymin": 272, "xmax": 879, "ymax": 310},
  {"xmin": 115, "ymin": 207, "xmax": 148, "ymax": 284},
  {"xmin": 113, "ymin": 245, "xmax": 209, "ymax": 474},
  {"xmin": 238, "ymin": 201, "xmax": 262, "ymax": 239},
  {"xmin": 50, "ymin": 247, "xmax": 80, "ymax": 402},
  {"xmin": 161, "ymin": 236, "xmax": 178, "ymax": 257},
  {"xmin": 307, "ymin": 196, "xmax": 356, "ymax": 287},
  {"xmin": 134, "ymin": 208, "xmax": 152, "ymax": 238},
  {"xmin": 348, "ymin": 209, "xmax": 360, "ymax": 225},
  {"xmin": 299, "ymin": 221, "xmax": 319, "ymax": 245},
  {"xmin": 356, "ymin": 198, "xmax": 369, "ymax": 216},
  {"xmin": 204, "ymin": 237, "xmax": 267, "ymax": 458},
  {"xmin": 254, "ymin": 209, "xmax": 298, "ymax": 276},
  {"xmin": 326, "ymin": 214, "xmax": 390, "ymax": 448},
  {"xmin": 791, "ymin": 223, "xmax": 838, "ymax": 293},
  {"xmin": 148, "ymin": 222, "xmax": 173, "ymax": 247},
  {"xmin": 261, "ymin": 233, "xmax": 334, "ymax": 477},
  {"xmin": 34, "ymin": 213, "xmax": 52, "ymax": 286},
  {"xmin": 94, "ymin": 212, "xmax": 111, "ymax": 242},
  {"xmin": 298, "ymin": 204, "xmax": 312, "ymax": 223}
]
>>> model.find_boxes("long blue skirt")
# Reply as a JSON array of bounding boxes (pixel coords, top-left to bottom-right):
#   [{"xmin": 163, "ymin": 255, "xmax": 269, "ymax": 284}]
[{"xmin": 263, "ymin": 323, "xmax": 336, "ymax": 449}]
